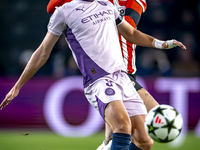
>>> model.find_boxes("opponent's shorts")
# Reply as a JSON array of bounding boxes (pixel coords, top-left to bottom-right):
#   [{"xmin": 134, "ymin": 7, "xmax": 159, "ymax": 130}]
[
  {"xmin": 127, "ymin": 73, "xmax": 143, "ymax": 91},
  {"xmin": 84, "ymin": 71, "xmax": 147, "ymax": 120}
]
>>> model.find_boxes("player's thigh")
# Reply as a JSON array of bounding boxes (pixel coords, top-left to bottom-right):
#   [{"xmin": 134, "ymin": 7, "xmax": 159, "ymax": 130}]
[
  {"xmin": 105, "ymin": 100, "xmax": 131, "ymax": 134},
  {"xmin": 137, "ymin": 88, "xmax": 159, "ymax": 112}
]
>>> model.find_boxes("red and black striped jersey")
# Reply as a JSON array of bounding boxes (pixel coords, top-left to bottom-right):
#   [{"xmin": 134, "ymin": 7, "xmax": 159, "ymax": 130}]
[{"xmin": 111, "ymin": 0, "xmax": 147, "ymax": 74}]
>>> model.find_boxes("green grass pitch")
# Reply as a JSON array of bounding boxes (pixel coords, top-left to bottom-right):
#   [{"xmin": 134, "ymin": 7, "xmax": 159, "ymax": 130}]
[{"xmin": 0, "ymin": 130, "xmax": 199, "ymax": 150}]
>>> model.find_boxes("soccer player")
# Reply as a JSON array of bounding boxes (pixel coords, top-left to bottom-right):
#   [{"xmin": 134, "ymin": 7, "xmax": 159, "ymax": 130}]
[
  {"xmin": 0, "ymin": 0, "xmax": 186, "ymax": 150},
  {"xmin": 96, "ymin": 0, "xmax": 158, "ymax": 149},
  {"xmin": 47, "ymin": 0, "xmax": 159, "ymax": 149}
]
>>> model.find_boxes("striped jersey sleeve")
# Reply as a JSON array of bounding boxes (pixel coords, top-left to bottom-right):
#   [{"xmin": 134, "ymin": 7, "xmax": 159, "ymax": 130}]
[{"xmin": 125, "ymin": 0, "xmax": 147, "ymax": 28}]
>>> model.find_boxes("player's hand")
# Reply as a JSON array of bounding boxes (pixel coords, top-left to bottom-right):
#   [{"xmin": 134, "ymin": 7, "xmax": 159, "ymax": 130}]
[
  {"xmin": 0, "ymin": 86, "xmax": 19, "ymax": 110},
  {"xmin": 162, "ymin": 40, "xmax": 186, "ymax": 50}
]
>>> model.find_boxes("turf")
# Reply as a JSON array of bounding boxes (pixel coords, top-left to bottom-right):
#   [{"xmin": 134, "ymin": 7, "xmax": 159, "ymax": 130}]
[{"xmin": 0, "ymin": 130, "xmax": 199, "ymax": 150}]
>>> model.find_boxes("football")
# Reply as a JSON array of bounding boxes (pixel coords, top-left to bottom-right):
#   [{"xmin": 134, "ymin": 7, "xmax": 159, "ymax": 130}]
[{"xmin": 145, "ymin": 104, "xmax": 183, "ymax": 143}]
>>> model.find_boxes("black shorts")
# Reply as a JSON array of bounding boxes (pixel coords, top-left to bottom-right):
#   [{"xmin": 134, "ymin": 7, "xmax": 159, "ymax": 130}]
[{"xmin": 127, "ymin": 73, "xmax": 143, "ymax": 91}]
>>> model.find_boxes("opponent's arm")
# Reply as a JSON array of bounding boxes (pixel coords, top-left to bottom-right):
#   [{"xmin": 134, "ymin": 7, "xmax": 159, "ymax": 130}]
[
  {"xmin": 0, "ymin": 32, "xmax": 59, "ymax": 110},
  {"xmin": 117, "ymin": 20, "xmax": 186, "ymax": 50}
]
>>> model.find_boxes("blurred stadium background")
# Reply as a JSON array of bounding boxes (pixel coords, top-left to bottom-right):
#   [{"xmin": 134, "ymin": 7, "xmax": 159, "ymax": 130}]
[{"xmin": 0, "ymin": 0, "xmax": 200, "ymax": 149}]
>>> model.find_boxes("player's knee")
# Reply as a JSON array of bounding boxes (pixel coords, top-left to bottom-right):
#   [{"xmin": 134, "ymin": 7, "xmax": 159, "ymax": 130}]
[
  {"xmin": 113, "ymin": 121, "xmax": 131, "ymax": 134},
  {"xmin": 138, "ymin": 137, "xmax": 154, "ymax": 150},
  {"xmin": 146, "ymin": 138, "xmax": 154, "ymax": 150}
]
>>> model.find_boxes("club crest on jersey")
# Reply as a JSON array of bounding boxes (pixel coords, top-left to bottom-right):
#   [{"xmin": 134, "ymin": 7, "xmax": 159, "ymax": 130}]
[
  {"xmin": 118, "ymin": 7, "xmax": 125, "ymax": 16},
  {"xmin": 105, "ymin": 88, "xmax": 115, "ymax": 96}
]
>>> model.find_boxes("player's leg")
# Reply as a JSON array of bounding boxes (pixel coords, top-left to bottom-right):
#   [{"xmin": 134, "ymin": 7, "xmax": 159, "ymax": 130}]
[
  {"xmin": 128, "ymin": 74, "xmax": 157, "ymax": 149},
  {"xmin": 96, "ymin": 90, "xmax": 158, "ymax": 150},
  {"xmin": 129, "ymin": 115, "xmax": 154, "ymax": 150},
  {"xmin": 122, "ymin": 73, "xmax": 153, "ymax": 150},
  {"xmin": 105, "ymin": 123, "xmax": 113, "ymax": 145},
  {"xmin": 105, "ymin": 100, "xmax": 132, "ymax": 150},
  {"xmin": 123, "ymin": 72, "xmax": 153, "ymax": 150},
  {"xmin": 128, "ymin": 73, "xmax": 158, "ymax": 110},
  {"xmin": 137, "ymin": 88, "xmax": 159, "ymax": 112},
  {"xmin": 96, "ymin": 123, "xmax": 113, "ymax": 150},
  {"xmin": 96, "ymin": 74, "xmax": 159, "ymax": 150},
  {"xmin": 127, "ymin": 88, "xmax": 158, "ymax": 150},
  {"xmin": 105, "ymin": 101, "xmax": 131, "ymax": 134},
  {"xmin": 96, "ymin": 101, "xmax": 132, "ymax": 150},
  {"xmin": 96, "ymin": 74, "xmax": 159, "ymax": 149},
  {"xmin": 85, "ymin": 76, "xmax": 132, "ymax": 150},
  {"xmin": 128, "ymin": 73, "xmax": 159, "ymax": 112}
]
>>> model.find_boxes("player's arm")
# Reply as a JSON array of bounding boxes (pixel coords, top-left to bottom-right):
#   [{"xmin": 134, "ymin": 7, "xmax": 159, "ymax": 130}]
[
  {"xmin": 47, "ymin": 0, "xmax": 70, "ymax": 14},
  {"xmin": 117, "ymin": 20, "xmax": 186, "ymax": 50},
  {"xmin": 0, "ymin": 32, "xmax": 60, "ymax": 110}
]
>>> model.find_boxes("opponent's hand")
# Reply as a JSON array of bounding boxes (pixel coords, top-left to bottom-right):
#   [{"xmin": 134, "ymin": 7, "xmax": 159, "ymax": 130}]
[
  {"xmin": 153, "ymin": 39, "xmax": 186, "ymax": 50},
  {"xmin": 162, "ymin": 40, "xmax": 186, "ymax": 50},
  {"xmin": 0, "ymin": 86, "xmax": 19, "ymax": 110}
]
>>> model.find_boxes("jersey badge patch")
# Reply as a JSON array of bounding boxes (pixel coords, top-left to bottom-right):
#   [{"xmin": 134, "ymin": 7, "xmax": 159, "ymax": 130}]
[
  {"xmin": 105, "ymin": 88, "xmax": 115, "ymax": 96},
  {"xmin": 91, "ymin": 68, "xmax": 96, "ymax": 74}
]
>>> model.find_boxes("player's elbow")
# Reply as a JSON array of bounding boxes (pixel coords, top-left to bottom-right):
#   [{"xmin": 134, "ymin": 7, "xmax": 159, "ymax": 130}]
[
  {"xmin": 35, "ymin": 46, "xmax": 51, "ymax": 64},
  {"xmin": 40, "ymin": 51, "xmax": 50, "ymax": 63}
]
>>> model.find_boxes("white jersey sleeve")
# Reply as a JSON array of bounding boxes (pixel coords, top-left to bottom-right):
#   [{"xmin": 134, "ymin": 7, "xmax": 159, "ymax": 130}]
[{"xmin": 48, "ymin": 7, "xmax": 66, "ymax": 35}]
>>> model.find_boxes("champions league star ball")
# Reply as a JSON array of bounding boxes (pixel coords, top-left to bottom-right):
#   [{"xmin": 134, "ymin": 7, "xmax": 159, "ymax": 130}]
[{"xmin": 145, "ymin": 104, "xmax": 183, "ymax": 143}]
